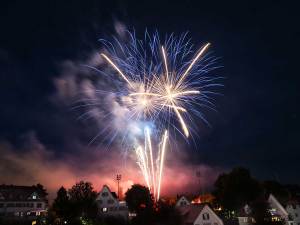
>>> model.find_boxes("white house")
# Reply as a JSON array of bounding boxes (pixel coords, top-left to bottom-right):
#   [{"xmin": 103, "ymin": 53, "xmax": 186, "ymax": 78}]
[
  {"xmin": 178, "ymin": 204, "xmax": 224, "ymax": 225},
  {"xmin": 237, "ymin": 204, "xmax": 254, "ymax": 225},
  {"xmin": 268, "ymin": 194, "xmax": 290, "ymax": 223},
  {"xmin": 96, "ymin": 185, "xmax": 128, "ymax": 219},
  {"xmin": 0, "ymin": 185, "xmax": 47, "ymax": 218},
  {"xmin": 176, "ymin": 196, "xmax": 191, "ymax": 208},
  {"xmin": 286, "ymin": 201, "xmax": 300, "ymax": 225}
]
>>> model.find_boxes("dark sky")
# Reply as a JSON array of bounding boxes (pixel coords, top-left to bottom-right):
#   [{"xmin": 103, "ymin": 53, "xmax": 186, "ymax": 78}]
[{"xmin": 0, "ymin": 0, "xmax": 299, "ymax": 186}]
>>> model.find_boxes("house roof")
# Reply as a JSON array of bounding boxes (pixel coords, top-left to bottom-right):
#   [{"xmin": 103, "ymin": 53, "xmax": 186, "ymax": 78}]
[
  {"xmin": 99, "ymin": 185, "xmax": 118, "ymax": 199},
  {"xmin": 268, "ymin": 194, "xmax": 289, "ymax": 216},
  {"xmin": 0, "ymin": 185, "xmax": 47, "ymax": 201},
  {"xmin": 179, "ymin": 204, "xmax": 206, "ymax": 224}
]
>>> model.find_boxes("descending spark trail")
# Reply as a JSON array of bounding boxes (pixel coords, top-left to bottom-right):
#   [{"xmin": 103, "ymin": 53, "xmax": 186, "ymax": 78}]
[
  {"xmin": 135, "ymin": 128, "xmax": 168, "ymax": 201},
  {"xmin": 91, "ymin": 31, "xmax": 220, "ymax": 200},
  {"xmin": 145, "ymin": 127, "xmax": 156, "ymax": 199},
  {"xmin": 157, "ymin": 130, "xmax": 168, "ymax": 200}
]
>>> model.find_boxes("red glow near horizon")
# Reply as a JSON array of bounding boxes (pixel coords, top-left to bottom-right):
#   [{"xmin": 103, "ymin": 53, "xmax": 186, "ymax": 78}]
[{"xmin": 0, "ymin": 140, "xmax": 223, "ymax": 202}]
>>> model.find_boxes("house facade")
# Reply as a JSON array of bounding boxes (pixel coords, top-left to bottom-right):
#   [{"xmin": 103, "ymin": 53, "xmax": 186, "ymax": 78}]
[
  {"xmin": 96, "ymin": 185, "xmax": 128, "ymax": 219},
  {"xmin": 178, "ymin": 204, "xmax": 224, "ymax": 225},
  {"xmin": 176, "ymin": 196, "xmax": 191, "ymax": 208},
  {"xmin": 237, "ymin": 204, "xmax": 254, "ymax": 225},
  {"xmin": 286, "ymin": 201, "xmax": 300, "ymax": 225},
  {"xmin": 0, "ymin": 185, "xmax": 47, "ymax": 218},
  {"xmin": 237, "ymin": 194, "xmax": 297, "ymax": 225}
]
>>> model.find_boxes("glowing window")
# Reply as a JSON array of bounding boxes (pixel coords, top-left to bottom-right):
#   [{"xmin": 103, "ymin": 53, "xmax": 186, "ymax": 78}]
[{"xmin": 102, "ymin": 207, "xmax": 107, "ymax": 212}]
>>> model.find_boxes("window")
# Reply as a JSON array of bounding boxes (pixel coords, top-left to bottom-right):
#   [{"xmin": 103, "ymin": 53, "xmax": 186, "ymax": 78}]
[
  {"xmin": 102, "ymin": 207, "xmax": 107, "ymax": 212},
  {"xmin": 295, "ymin": 213, "xmax": 298, "ymax": 217},
  {"xmin": 101, "ymin": 192, "xmax": 109, "ymax": 197},
  {"xmin": 107, "ymin": 199, "xmax": 115, "ymax": 204},
  {"xmin": 37, "ymin": 203, "xmax": 42, "ymax": 208},
  {"xmin": 203, "ymin": 213, "xmax": 210, "ymax": 220},
  {"xmin": 7, "ymin": 203, "xmax": 15, "ymax": 207},
  {"xmin": 31, "ymin": 192, "xmax": 38, "ymax": 199},
  {"xmin": 98, "ymin": 200, "xmax": 103, "ymax": 204},
  {"xmin": 180, "ymin": 201, "xmax": 186, "ymax": 206},
  {"xmin": 0, "ymin": 203, "xmax": 4, "ymax": 208}
]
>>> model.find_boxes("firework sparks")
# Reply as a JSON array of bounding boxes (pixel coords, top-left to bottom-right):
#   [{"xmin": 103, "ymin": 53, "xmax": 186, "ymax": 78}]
[
  {"xmin": 135, "ymin": 128, "xmax": 168, "ymax": 201},
  {"xmin": 101, "ymin": 43, "xmax": 211, "ymax": 138},
  {"xmin": 80, "ymin": 31, "xmax": 220, "ymax": 200}
]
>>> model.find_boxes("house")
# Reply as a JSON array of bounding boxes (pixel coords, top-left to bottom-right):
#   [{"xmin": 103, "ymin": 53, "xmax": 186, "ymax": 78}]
[
  {"xmin": 0, "ymin": 185, "xmax": 47, "ymax": 218},
  {"xmin": 178, "ymin": 204, "xmax": 224, "ymax": 225},
  {"xmin": 285, "ymin": 200, "xmax": 300, "ymax": 225},
  {"xmin": 268, "ymin": 194, "xmax": 290, "ymax": 223},
  {"xmin": 236, "ymin": 204, "xmax": 254, "ymax": 225},
  {"xmin": 96, "ymin": 185, "xmax": 128, "ymax": 219},
  {"xmin": 236, "ymin": 194, "xmax": 296, "ymax": 225},
  {"xmin": 176, "ymin": 195, "xmax": 191, "ymax": 207}
]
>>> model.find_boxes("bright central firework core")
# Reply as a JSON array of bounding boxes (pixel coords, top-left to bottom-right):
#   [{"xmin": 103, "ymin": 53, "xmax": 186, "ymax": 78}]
[{"xmin": 98, "ymin": 32, "xmax": 218, "ymax": 200}]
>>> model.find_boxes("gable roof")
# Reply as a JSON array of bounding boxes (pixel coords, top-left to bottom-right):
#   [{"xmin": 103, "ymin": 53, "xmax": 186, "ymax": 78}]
[
  {"xmin": 179, "ymin": 204, "xmax": 206, "ymax": 224},
  {"xmin": 176, "ymin": 196, "xmax": 191, "ymax": 205},
  {"xmin": 268, "ymin": 194, "xmax": 289, "ymax": 216},
  {"xmin": 0, "ymin": 185, "xmax": 47, "ymax": 201},
  {"xmin": 97, "ymin": 185, "xmax": 118, "ymax": 200},
  {"xmin": 179, "ymin": 204, "xmax": 224, "ymax": 225}
]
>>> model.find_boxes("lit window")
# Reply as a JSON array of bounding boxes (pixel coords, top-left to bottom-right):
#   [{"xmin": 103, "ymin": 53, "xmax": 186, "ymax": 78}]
[
  {"xmin": 102, "ymin": 207, "xmax": 107, "ymax": 212},
  {"xmin": 32, "ymin": 195, "xmax": 37, "ymax": 199}
]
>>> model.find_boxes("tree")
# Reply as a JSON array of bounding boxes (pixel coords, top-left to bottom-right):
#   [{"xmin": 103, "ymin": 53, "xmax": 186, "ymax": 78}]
[
  {"xmin": 263, "ymin": 180, "xmax": 289, "ymax": 204},
  {"xmin": 68, "ymin": 181, "xmax": 98, "ymax": 219},
  {"xmin": 36, "ymin": 183, "xmax": 48, "ymax": 196},
  {"xmin": 52, "ymin": 186, "xmax": 71, "ymax": 220},
  {"xmin": 155, "ymin": 201, "xmax": 182, "ymax": 225},
  {"xmin": 125, "ymin": 184, "xmax": 154, "ymax": 214},
  {"xmin": 213, "ymin": 167, "xmax": 263, "ymax": 211}
]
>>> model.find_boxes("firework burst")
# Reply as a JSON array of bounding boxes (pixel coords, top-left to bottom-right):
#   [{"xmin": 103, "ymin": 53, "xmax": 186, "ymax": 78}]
[{"xmin": 80, "ymin": 30, "xmax": 221, "ymax": 200}]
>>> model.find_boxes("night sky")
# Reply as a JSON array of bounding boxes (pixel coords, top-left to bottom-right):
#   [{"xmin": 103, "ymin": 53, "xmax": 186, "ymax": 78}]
[{"xmin": 0, "ymin": 0, "xmax": 299, "ymax": 197}]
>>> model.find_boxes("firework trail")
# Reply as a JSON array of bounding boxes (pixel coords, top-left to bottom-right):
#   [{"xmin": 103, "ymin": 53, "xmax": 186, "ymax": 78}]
[{"xmin": 80, "ymin": 30, "xmax": 221, "ymax": 200}]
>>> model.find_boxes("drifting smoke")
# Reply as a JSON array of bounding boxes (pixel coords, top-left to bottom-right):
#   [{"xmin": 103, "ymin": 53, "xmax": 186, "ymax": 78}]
[{"xmin": 0, "ymin": 132, "xmax": 223, "ymax": 201}]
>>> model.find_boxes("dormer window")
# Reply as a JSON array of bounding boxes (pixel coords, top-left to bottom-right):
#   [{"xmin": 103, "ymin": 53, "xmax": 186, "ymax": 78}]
[{"xmin": 30, "ymin": 192, "xmax": 38, "ymax": 200}]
